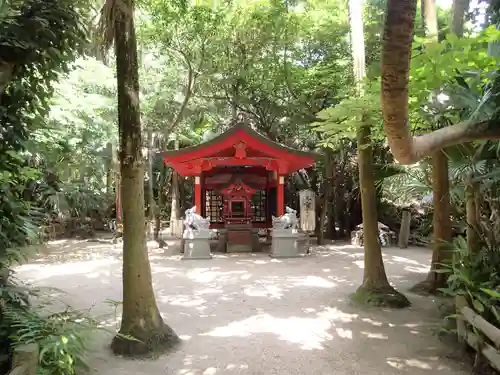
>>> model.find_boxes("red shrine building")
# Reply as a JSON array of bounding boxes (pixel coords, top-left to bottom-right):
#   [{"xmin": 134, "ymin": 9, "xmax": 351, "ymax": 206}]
[{"xmin": 161, "ymin": 118, "xmax": 317, "ymax": 252}]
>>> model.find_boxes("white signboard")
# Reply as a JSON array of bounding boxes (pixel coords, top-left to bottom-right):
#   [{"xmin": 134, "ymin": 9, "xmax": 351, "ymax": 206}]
[{"xmin": 299, "ymin": 189, "xmax": 316, "ymax": 232}]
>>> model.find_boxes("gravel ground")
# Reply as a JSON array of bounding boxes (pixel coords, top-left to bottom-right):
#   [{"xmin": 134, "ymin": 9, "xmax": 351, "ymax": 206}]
[{"xmin": 15, "ymin": 240, "xmax": 471, "ymax": 375}]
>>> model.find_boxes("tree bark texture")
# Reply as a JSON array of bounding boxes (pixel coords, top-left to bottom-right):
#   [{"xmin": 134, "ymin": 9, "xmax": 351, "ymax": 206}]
[
  {"xmin": 109, "ymin": 0, "xmax": 179, "ymax": 356},
  {"xmin": 357, "ymin": 125, "xmax": 389, "ymax": 289},
  {"xmin": 350, "ymin": 0, "xmax": 410, "ymax": 307},
  {"xmin": 381, "ymin": 0, "xmax": 500, "ymax": 165},
  {"xmin": 425, "ymin": 150, "xmax": 452, "ymax": 291}
]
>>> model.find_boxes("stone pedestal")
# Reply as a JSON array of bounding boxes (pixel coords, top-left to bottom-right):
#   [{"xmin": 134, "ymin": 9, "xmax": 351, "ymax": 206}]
[
  {"xmin": 182, "ymin": 229, "xmax": 212, "ymax": 260},
  {"xmin": 226, "ymin": 223, "xmax": 253, "ymax": 253},
  {"xmin": 251, "ymin": 228, "xmax": 261, "ymax": 252},
  {"xmin": 214, "ymin": 229, "xmax": 228, "ymax": 253},
  {"xmin": 270, "ymin": 229, "xmax": 301, "ymax": 258}
]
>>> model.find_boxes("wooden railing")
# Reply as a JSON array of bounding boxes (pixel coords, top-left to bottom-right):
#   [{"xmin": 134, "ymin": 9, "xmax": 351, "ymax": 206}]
[
  {"xmin": 456, "ymin": 295, "xmax": 500, "ymax": 371},
  {"xmin": 7, "ymin": 344, "xmax": 38, "ymax": 375}
]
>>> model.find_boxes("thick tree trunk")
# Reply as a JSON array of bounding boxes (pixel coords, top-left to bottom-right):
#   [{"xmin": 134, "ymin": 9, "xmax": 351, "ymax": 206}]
[
  {"xmin": 349, "ymin": 0, "xmax": 409, "ymax": 308},
  {"xmin": 109, "ymin": 0, "xmax": 179, "ymax": 357},
  {"xmin": 381, "ymin": 0, "xmax": 500, "ymax": 165}
]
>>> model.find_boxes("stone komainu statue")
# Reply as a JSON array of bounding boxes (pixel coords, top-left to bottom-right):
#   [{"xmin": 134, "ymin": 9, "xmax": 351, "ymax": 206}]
[
  {"xmin": 184, "ymin": 206, "xmax": 210, "ymax": 231},
  {"xmin": 272, "ymin": 206, "xmax": 298, "ymax": 230}
]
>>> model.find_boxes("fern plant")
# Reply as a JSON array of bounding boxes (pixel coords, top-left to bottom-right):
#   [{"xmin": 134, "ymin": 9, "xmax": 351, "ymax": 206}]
[{"xmin": 5, "ymin": 300, "xmax": 97, "ymax": 375}]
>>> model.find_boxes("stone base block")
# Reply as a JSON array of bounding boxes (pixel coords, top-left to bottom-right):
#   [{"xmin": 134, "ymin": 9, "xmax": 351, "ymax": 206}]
[
  {"xmin": 182, "ymin": 230, "xmax": 212, "ymax": 259},
  {"xmin": 270, "ymin": 230, "xmax": 301, "ymax": 258}
]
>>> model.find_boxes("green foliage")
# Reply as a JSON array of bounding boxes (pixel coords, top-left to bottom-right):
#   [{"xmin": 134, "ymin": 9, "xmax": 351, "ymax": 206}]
[
  {"xmin": 0, "ymin": 0, "xmax": 98, "ymax": 372},
  {"xmin": 312, "ymin": 87, "xmax": 381, "ymax": 143},
  {"xmin": 439, "ymin": 236, "xmax": 500, "ymax": 327},
  {"xmin": 4, "ymin": 290, "xmax": 97, "ymax": 375},
  {"xmin": 409, "ymin": 26, "xmax": 500, "ymax": 131},
  {"xmin": 0, "ymin": 0, "xmax": 89, "ymax": 252}
]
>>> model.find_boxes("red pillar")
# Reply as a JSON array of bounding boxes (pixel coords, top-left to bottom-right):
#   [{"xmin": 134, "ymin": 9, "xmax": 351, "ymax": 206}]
[
  {"xmin": 194, "ymin": 176, "xmax": 202, "ymax": 214},
  {"xmin": 277, "ymin": 175, "xmax": 284, "ymax": 216}
]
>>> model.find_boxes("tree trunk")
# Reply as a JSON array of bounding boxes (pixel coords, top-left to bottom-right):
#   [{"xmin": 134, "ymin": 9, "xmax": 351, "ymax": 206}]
[
  {"xmin": 113, "ymin": 143, "xmax": 121, "ymax": 223},
  {"xmin": 146, "ymin": 130, "xmax": 155, "ymax": 237},
  {"xmin": 422, "ymin": 0, "xmax": 438, "ymax": 37},
  {"xmin": 412, "ymin": 151, "xmax": 452, "ymax": 293},
  {"xmin": 335, "ymin": 172, "xmax": 347, "ymax": 237},
  {"xmin": 327, "ymin": 155, "xmax": 337, "ymax": 239},
  {"xmin": 381, "ymin": 0, "xmax": 500, "ymax": 165},
  {"xmin": 452, "ymin": 0, "xmax": 479, "ymax": 253},
  {"xmin": 317, "ymin": 149, "xmax": 333, "ymax": 245},
  {"xmin": 452, "ymin": 0, "xmax": 470, "ymax": 37},
  {"xmin": 105, "ymin": 142, "xmax": 113, "ymax": 194},
  {"xmin": 466, "ymin": 172, "xmax": 480, "ymax": 252},
  {"xmin": 352, "ymin": 125, "xmax": 410, "ymax": 307},
  {"xmin": 154, "ymin": 164, "xmax": 170, "ymax": 247},
  {"xmin": 398, "ymin": 209, "xmax": 411, "ymax": 248},
  {"xmin": 411, "ymin": 0, "xmax": 452, "ymax": 294},
  {"xmin": 349, "ymin": 0, "xmax": 409, "ymax": 308},
  {"xmin": 109, "ymin": 0, "xmax": 179, "ymax": 357},
  {"xmin": 169, "ymin": 136, "xmax": 180, "ymax": 237}
]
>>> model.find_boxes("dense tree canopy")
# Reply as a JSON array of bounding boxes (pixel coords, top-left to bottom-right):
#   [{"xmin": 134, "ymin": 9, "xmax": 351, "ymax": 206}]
[{"xmin": 1, "ymin": 0, "xmax": 500, "ymax": 370}]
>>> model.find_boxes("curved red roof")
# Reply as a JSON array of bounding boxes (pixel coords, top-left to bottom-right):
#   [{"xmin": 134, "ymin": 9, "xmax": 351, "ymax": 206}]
[{"xmin": 160, "ymin": 121, "xmax": 318, "ymax": 176}]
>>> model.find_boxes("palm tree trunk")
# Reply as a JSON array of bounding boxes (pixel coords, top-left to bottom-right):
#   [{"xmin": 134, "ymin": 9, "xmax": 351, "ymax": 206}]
[
  {"xmin": 349, "ymin": 0, "xmax": 410, "ymax": 308},
  {"xmin": 107, "ymin": 0, "xmax": 179, "ymax": 356}
]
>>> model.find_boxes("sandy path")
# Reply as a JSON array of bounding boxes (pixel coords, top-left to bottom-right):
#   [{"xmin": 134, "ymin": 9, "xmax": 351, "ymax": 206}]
[{"xmin": 15, "ymin": 240, "xmax": 470, "ymax": 375}]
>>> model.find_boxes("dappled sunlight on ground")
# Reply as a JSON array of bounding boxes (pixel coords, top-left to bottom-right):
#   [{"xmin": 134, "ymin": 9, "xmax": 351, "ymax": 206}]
[{"xmin": 14, "ymin": 240, "xmax": 470, "ymax": 375}]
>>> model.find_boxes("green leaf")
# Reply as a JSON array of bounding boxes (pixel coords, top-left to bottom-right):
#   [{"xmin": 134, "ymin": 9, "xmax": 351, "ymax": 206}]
[
  {"xmin": 480, "ymin": 288, "xmax": 500, "ymax": 299},
  {"xmin": 472, "ymin": 299, "xmax": 485, "ymax": 313}
]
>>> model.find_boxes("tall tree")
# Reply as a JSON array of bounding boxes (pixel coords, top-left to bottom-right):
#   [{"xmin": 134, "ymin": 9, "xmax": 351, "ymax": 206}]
[
  {"xmin": 349, "ymin": 0, "xmax": 410, "ymax": 308},
  {"xmin": 411, "ymin": 0, "xmax": 452, "ymax": 294},
  {"xmin": 381, "ymin": 0, "xmax": 500, "ymax": 165},
  {"xmin": 98, "ymin": 0, "xmax": 179, "ymax": 357}
]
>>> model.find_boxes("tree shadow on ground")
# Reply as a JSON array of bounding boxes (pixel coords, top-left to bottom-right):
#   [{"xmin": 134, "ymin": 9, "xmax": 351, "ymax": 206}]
[{"xmin": 14, "ymin": 240, "xmax": 470, "ymax": 375}]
